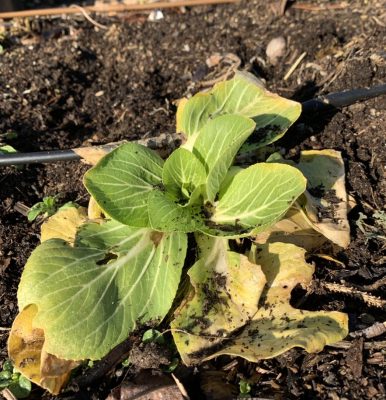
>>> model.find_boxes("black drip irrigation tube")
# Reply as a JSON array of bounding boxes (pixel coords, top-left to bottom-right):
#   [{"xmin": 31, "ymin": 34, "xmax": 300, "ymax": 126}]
[{"xmin": 1, "ymin": 84, "xmax": 385, "ymax": 166}]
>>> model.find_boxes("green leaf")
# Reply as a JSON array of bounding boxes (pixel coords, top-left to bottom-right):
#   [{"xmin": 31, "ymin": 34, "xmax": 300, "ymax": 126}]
[
  {"xmin": 217, "ymin": 166, "xmax": 243, "ymax": 199},
  {"xmin": 162, "ymin": 148, "xmax": 206, "ymax": 202},
  {"xmin": 208, "ymin": 163, "xmax": 306, "ymax": 234},
  {"xmin": 8, "ymin": 375, "xmax": 32, "ymax": 399},
  {"xmin": 28, "ymin": 197, "xmax": 72, "ymax": 222},
  {"xmin": 148, "ymin": 191, "xmax": 205, "ymax": 233},
  {"xmin": 177, "ymin": 74, "xmax": 300, "ymax": 148},
  {"xmin": 84, "ymin": 143, "xmax": 164, "ymax": 227},
  {"xmin": 190, "ymin": 115, "xmax": 256, "ymax": 202},
  {"xmin": 2, "ymin": 360, "xmax": 14, "ymax": 373},
  {"xmin": 0, "ymin": 131, "xmax": 18, "ymax": 140},
  {"xmin": 239, "ymin": 380, "xmax": 251, "ymax": 395},
  {"xmin": 17, "ymin": 219, "xmax": 187, "ymax": 360},
  {"xmin": 0, "ymin": 381, "xmax": 11, "ymax": 389},
  {"xmin": 0, "ymin": 144, "xmax": 17, "ymax": 154},
  {"xmin": 172, "ymin": 241, "xmax": 348, "ymax": 365},
  {"xmin": 142, "ymin": 329, "xmax": 165, "ymax": 344},
  {"xmin": 164, "ymin": 357, "xmax": 179, "ymax": 373},
  {"xmin": 27, "ymin": 201, "xmax": 51, "ymax": 222},
  {"xmin": 0, "ymin": 371, "xmax": 12, "ymax": 380}
]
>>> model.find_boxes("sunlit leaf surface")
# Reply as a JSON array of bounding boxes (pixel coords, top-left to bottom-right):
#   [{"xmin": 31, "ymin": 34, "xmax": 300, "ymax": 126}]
[
  {"xmin": 17, "ymin": 219, "xmax": 187, "ymax": 360},
  {"xmin": 172, "ymin": 241, "xmax": 348, "ymax": 365}
]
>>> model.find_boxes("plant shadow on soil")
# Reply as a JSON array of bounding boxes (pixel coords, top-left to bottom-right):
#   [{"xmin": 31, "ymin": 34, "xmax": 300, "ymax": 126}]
[{"xmin": 1, "ymin": 0, "xmax": 386, "ymax": 399}]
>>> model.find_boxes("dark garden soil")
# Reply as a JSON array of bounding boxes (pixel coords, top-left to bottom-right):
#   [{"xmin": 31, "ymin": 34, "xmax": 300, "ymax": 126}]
[{"xmin": 1, "ymin": 0, "xmax": 386, "ymax": 399}]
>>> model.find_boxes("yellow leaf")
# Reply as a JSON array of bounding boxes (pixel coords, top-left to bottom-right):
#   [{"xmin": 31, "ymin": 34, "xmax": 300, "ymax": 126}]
[
  {"xmin": 88, "ymin": 196, "xmax": 104, "ymax": 219},
  {"xmin": 297, "ymin": 150, "xmax": 350, "ymax": 248},
  {"xmin": 172, "ymin": 241, "xmax": 348, "ymax": 365},
  {"xmin": 172, "ymin": 236, "xmax": 266, "ymax": 365},
  {"xmin": 253, "ymin": 205, "xmax": 327, "ymax": 252},
  {"xmin": 313, "ymin": 253, "xmax": 346, "ymax": 268},
  {"xmin": 73, "ymin": 146, "xmax": 109, "ymax": 165},
  {"xmin": 176, "ymin": 97, "xmax": 188, "ymax": 133},
  {"xmin": 40, "ymin": 207, "xmax": 87, "ymax": 244},
  {"xmin": 8, "ymin": 305, "xmax": 80, "ymax": 395},
  {"xmin": 258, "ymin": 150, "xmax": 350, "ymax": 249}
]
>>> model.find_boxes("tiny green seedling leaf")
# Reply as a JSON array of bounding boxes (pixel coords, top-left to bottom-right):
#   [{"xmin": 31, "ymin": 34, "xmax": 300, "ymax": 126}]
[
  {"xmin": 27, "ymin": 196, "xmax": 58, "ymax": 222},
  {"xmin": 8, "ymin": 374, "xmax": 32, "ymax": 399},
  {"xmin": 121, "ymin": 359, "xmax": 130, "ymax": 368},
  {"xmin": 27, "ymin": 197, "xmax": 76, "ymax": 222},
  {"xmin": 164, "ymin": 358, "xmax": 179, "ymax": 373},
  {"xmin": 0, "ymin": 144, "xmax": 17, "ymax": 154},
  {"xmin": 142, "ymin": 329, "xmax": 165, "ymax": 345},
  {"xmin": 356, "ymin": 211, "xmax": 386, "ymax": 242},
  {"xmin": 84, "ymin": 142, "xmax": 164, "ymax": 227},
  {"xmin": 0, "ymin": 131, "xmax": 18, "ymax": 140},
  {"xmin": 0, "ymin": 360, "xmax": 32, "ymax": 399},
  {"xmin": 239, "ymin": 380, "xmax": 251, "ymax": 395}
]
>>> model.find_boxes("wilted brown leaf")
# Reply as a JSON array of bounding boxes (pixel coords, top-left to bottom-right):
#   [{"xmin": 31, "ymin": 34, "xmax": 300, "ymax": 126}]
[{"xmin": 8, "ymin": 305, "xmax": 80, "ymax": 395}]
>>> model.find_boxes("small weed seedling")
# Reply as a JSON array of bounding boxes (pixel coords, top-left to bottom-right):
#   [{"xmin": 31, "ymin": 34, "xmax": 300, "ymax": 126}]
[
  {"xmin": 239, "ymin": 379, "xmax": 252, "ymax": 397},
  {"xmin": 27, "ymin": 196, "xmax": 77, "ymax": 222},
  {"xmin": 0, "ymin": 360, "xmax": 31, "ymax": 399},
  {"xmin": 8, "ymin": 73, "xmax": 349, "ymax": 394}
]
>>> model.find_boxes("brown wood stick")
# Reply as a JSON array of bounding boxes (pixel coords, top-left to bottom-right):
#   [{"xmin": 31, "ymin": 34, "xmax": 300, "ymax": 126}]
[
  {"xmin": 291, "ymin": 2, "xmax": 348, "ymax": 12},
  {"xmin": 0, "ymin": 0, "xmax": 238, "ymax": 19}
]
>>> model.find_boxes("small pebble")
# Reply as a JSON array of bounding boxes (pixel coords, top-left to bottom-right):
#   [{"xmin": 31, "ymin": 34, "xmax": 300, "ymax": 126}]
[{"xmin": 266, "ymin": 37, "xmax": 286, "ymax": 65}]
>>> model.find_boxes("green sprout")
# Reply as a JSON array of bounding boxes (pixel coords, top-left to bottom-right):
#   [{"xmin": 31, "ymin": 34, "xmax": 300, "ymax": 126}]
[
  {"xmin": 27, "ymin": 196, "xmax": 77, "ymax": 222},
  {"xmin": 239, "ymin": 379, "xmax": 252, "ymax": 397},
  {"xmin": 0, "ymin": 360, "xmax": 31, "ymax": 399}
]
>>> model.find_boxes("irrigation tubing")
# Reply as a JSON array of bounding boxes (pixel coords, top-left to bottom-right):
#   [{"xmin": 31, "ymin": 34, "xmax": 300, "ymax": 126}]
[{"xmin": 1, "ymin": 84, "xmax": 386, "ymax": 166}]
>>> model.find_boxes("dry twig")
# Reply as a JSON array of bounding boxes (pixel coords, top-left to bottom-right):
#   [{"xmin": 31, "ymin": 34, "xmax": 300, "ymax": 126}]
[
  {"xmin": 330, "ymin": 340, "xmax": 386, "ymax": 350},
  {"xmin": 198, "ymin": 53, "xmax": 241, "ymax": 87},
  {"xmin": 1, "ymin": 389, "xmax": 17, "ymax": 400},
  {"xmin": 350, "ymin": 322, "xmax": 386, "ymax": 339},
  {"xmin": 284, "ymin": 51, "xmax": 307, "ymax": 81},
  {"xmin": 360, "ymin": 276, "xmax": 386, "ymax": 291},
  {"xmin": 0, "ymin": 0, "xmax": 237, "ymax": 19},
  {"xmin": 291, "ymin": 2, "xmax": 348, "ymax": 12},
  {"xmin": 70, "ymin": 5, "xmax": 108, "ymax": 30},
  {"xmin": 320, "ymin": 281, "xmax": 386, "ymax": 309}
]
